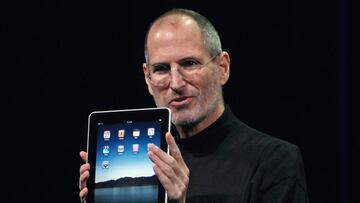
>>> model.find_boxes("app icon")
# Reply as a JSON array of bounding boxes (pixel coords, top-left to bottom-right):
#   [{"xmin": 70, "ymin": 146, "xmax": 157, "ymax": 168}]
[
  {"xmin": 102, "ymin": 160, "xmax": 110, "ymax": 169},
  {"xmin": 118, "ymin": 145, "xmax": 124, "ymax": 154},
  {"xmin": 133, "ymin": 129, "xmax": 140, "ymax": 139},
  {"xmin": 103, "ymin": 130, "xmax": 110, "ymax": 140},
  {"xmin": 147, "ymin": 128, "xmax": 155, "ymax": 138},
  {"xmin": 103, "ymin": 145, "xmax": 110, "ymax": 155},
  {"xmin": 118, "ymin": 130, "xmax": 125, "ymax": 140},
  {"xmin": 132, "ymin": 144, "xmax": 139, "ymax": 153}
]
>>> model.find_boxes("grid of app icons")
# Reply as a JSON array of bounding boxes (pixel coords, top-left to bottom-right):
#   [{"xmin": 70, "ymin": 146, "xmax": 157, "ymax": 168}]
[{"xmin": 100, "ymin": 126, "xmax": 157, "ymax": 169}]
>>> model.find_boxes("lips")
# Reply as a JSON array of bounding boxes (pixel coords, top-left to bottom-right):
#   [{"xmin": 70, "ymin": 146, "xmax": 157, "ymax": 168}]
[{"xmin": 169, "ymin": 96, "xmax": 193, "ymax": 107}]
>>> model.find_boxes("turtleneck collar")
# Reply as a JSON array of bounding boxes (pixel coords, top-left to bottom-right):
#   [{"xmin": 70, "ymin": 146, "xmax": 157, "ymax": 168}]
[{"xmin": 174, "ymin": 105, "xmax": 236, "ymax": 155}]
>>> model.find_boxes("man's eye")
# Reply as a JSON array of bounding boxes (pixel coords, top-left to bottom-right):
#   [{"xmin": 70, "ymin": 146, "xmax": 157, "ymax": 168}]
[
  {"xmin": 152, "ymin": 64, "xmax": 170, "ymax": 73},
  {"xmin": 180, "ymin": 60, "xmax": 198, "ymax": 68}
]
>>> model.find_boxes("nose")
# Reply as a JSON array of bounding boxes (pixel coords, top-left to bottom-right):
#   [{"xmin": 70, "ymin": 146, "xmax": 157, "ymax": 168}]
[{"xmin": 169, "ymin": 66, "xmax": 186, "ymax": 90}]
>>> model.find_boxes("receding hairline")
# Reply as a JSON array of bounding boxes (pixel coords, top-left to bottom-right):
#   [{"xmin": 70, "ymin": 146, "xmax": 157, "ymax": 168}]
[
  {"xmin": 147, "ymin": 12, "xmax": 202, "ymax": 45},
  {"xmin": 151, "ymin": 12, "xmax": 196, "ymax": 28},
  {"xmin": 144, "ymin": 9, "xmax": 222, "ymax": 63}
]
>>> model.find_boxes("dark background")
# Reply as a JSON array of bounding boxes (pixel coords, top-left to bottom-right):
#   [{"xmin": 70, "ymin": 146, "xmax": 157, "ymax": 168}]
[{"xmin": 1, "ymin": 0, "xmax": 357, "ymax": 202}]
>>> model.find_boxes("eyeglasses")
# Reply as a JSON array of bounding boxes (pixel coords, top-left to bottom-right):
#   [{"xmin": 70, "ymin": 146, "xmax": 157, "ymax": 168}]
[{"xmin": 146, "ymin": 53, "xmax": 220, "ymax": 87}]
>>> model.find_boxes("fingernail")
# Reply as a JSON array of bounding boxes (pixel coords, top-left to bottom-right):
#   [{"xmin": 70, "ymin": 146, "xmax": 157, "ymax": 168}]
[{"xmin": 147, "ymin": 143, "xmax": 153, "ymax": 150}]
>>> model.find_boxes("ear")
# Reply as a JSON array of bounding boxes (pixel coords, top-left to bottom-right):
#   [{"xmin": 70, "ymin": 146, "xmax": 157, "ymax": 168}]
[
  {"xmin": 143, "ymin": 63, "xmax": 154, "ymax": 95},
  {"xmin": 218, "ymin": 51, "xmax": 230, "ymax": 85}
]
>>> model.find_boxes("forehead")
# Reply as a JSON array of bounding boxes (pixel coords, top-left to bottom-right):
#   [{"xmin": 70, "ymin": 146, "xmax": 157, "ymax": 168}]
[{"xmin": 147, "ymin": 15, "xmax": 209, "ymax": 62}]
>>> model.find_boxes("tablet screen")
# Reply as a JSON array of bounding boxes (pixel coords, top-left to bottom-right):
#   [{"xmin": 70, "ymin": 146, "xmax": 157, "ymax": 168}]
[{"xmin": 86, "ymin": 107, "xmax": 171, "ymax": 203}]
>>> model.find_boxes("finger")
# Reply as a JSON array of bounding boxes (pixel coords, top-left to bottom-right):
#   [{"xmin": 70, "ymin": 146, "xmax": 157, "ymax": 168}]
[
  {"xmin": 166, "ymin": 133, "xmax": 180, "ymax": 158},
  {"xmin": 165, "ymin": 133, "xmax": 189, "ymax": 174},
  {"xmin": 148, "ymin": 144, "xmax": 187, "ymax": 179},
  {"xmin": 79, "ymin": 163, "xmax": 90, "ymax": 190},
  {"xmin": 148, "ymin": 150, "xmax": 178, "ymax": 179},
  {"xmin": 149, "ymin": 151, "xmax": 189, "ymax": 191},
  {"xmin": 80, "ymin": 163, "xmax": 90, "ymax": 175},
  {"xmin": 79, "ymin": 170, "xmax": 90, "ymax": 190},
  {"xmin": 80, "ymin": 151, "xmax": 88, "ymax": 163},
  {"xmin": 153, "ymin": 164, "xmax": 184, "ymax": 199},
  {"xmin": 79, "ymin": 187, "xmax": 88, "ymax": 199}
]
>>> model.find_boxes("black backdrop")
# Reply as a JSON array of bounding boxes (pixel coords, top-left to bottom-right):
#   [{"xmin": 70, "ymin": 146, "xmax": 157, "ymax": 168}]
[{"xmin": 2, "ymin": 0, "xmax": 357, "ymax": 202}]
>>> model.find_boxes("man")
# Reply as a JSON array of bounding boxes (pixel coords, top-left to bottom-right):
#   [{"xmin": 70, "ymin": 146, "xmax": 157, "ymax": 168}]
[{"xmin": 79, "ymin": 8, "xmax": 309, "ymax": 202}]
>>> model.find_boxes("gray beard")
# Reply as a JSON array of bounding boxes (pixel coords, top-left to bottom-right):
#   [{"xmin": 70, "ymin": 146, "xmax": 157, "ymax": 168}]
[{"xmin": 171, "ymin": 93, "xmax": 220, "ymax": 127}]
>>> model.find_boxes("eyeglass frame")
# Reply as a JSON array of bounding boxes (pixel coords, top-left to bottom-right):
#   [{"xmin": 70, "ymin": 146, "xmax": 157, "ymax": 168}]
[{"xmin": 146, "ymin": 52, "xmax": 221, "ymax": 87}]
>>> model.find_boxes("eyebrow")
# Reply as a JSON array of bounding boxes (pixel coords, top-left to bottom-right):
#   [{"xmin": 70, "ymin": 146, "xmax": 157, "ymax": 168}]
[
  {"xmin": 178, "ymin": 56, "xmax": 200, "ymax": 63},
  {"xmin": 150, "ymin": 56, "xmax": 202, "ymax": 66}
]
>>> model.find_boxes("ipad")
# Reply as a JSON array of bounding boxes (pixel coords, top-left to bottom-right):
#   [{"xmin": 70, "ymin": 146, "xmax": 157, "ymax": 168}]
[{"xmin": 86, "ymin": 107, "xmax": 171, "ymax": 203}]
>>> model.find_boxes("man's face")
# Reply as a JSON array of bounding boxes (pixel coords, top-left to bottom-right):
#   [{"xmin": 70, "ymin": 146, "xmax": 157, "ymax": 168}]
[{"xmin": 143, "ymin": 17, "xmax": 225, "ymax": 126}]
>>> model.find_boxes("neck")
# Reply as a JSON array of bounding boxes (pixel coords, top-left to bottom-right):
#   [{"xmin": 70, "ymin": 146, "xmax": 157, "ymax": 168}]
[{"xmin": 175, "ymin": 104, "xmax": 225, "ymax": 139}]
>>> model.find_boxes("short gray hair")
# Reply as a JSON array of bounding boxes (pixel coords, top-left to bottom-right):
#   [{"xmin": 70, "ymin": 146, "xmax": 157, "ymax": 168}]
[{"xmin": 144, "ymin": 8, "xmax": 222, "ymax": 63}]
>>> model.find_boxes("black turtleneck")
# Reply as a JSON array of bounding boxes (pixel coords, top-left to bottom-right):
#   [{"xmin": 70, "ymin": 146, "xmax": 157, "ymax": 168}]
[{"xmin": 171, "ymin": 105, "xmax": 309, "ymax": 203}]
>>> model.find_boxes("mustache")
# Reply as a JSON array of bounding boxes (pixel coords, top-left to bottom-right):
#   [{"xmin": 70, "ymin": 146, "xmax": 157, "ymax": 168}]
[
  {"xmin": 167, "ymin": 90, "xmax": 195, "ymax": 103},
  {"xmin": 168, "ymin": 95, "xmax": 192, "ymax": 102}
]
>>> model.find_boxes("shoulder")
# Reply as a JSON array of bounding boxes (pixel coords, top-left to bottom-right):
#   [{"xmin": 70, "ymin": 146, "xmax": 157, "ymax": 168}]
[
  {"xmin": 223, "ymin": 108, "xmax": 308, "ymax": 195},
  {"xmin": 259, "ymin": 134, "xmax": 305, "ymax": 176},
  {"xmin": 226, "ymin": 117, "xmax": 306, "ymax": 177},
  {"xmin": 247, "ymin": 130, "xmax": 307, "ymax": 190},
  {"xmin": 236, "ymin": 126, "xmax": 308, "ymax": 191},
  {"xmin": 258, "ymin": 131, "xmax": 302, "ymax": 163},
  {"xmin": 238, "ymin": 121, "xmax": 304, "ymax": 172},
  {"xmin": 226, "ymin": 118, "xmax": 301, "ymax": 158}
]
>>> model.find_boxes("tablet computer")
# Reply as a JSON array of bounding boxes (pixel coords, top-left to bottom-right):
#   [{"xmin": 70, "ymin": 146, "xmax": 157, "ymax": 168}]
[{"xmin": 86, "ymin": 107, "xmax": 171, "ymax": 203}]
